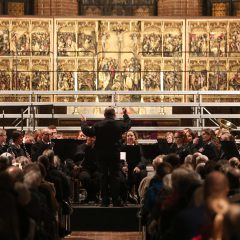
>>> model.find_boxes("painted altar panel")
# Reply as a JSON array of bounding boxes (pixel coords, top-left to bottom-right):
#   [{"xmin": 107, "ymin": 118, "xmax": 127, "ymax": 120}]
[
  {"xmin": 163, "ymin": 21, "xmax": 183, "ymax": 57},
  {"xmin": 0, "ymin": 59, "xmax": 11, "ymax": 90},
  {"xmin": 0, "ymin": 20, "xmax": 10, "ymax": 56},
  {"xmin": 56, "ymin": 20, "xmax": 77, "ymax": 57},
  {"xmin": 31, "ymin": 20, "xmax": 52, "ymax": 56},
  {"xmin": 209, "ymin": 22, "xmax": 227, "ymax": 57},
  {"xmin": 57, "ymin": 59, "xmax": 76, "ymax": 91},
  {"xmin": 10, "ymin": 20, "xmax": 30, "ymax": 55},
  {"xmin": 77, "ymin": 21, "xmax": 97, "ymax": 57},
  {"xmin": 163, "ymin": 59, "xmax": 183, "ymax": 91},
  {"xmin": 188, "ymin": 59, "xmax": 207, "ymax": 91},
  {"xmin": 188, "ymin": 21, "xmax": 208, "ymax": 57},
  {"xmin": 142, "ymin": 21, "xmax": 162, "ymax": 57},
  {"xmin": 228, "ymin": 60, "xmax": 240, "ymax": 90},
  {"xmin": 208, "ymin": 60, "xmax": 227, "ymax": 90},
  {"xmin": 32, "ymin": 59, "xmax": 52, "ymax": 91},
  {"xmin": 229, "ymin": 22, "xmax": 240, "ymax": 57},
  {"xmin": 12, "ymin": 59, "xmax": 30, "ymax": 90}
]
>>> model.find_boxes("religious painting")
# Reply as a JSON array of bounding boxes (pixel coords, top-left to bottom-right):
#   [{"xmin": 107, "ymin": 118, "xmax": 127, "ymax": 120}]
[
  {"xmin": 208, "ymin": 60, "xmax": 227, "ymax": 90},
  {"xmin": 209, "ymin": 22, "xmax": 227, "ymax": 57},
  {"xmin": 188, "ymin": 21, "xmax": 208, "ymax": 57},
  {"xmin": 188, "ymin": 60, "xmax": 208, "ymax": 91},
  {"xmin": 97, "ymin": 52, "xmax": 141, "ymax": 92},
  {"xmin": 56, "ymin": 21, "xmax": 77, "ymax": 56},
  {"xmin": 31, "ymin": 20, "xmax": 52, "ymax": 56},
  {"xmin": 129, "ymin": 21, "xmax": 141, "ymax": 54},
  {"xmin": 228, "ymin": 60, "xmax": 240, "ymax": 90},
  {"xmin": 98, "ymin": 21, "xmax": 110, "ymax": 56},
  {"xmin": 163, "ymin": 22, "xmax": 183, "ymax": 57},
  {"xmin": 57, "ymin": 59, "xmax": 76, "ymax": 91},
  {"xmin": 77, "ymin": 59, "xmax": 96, "ymax": 90},
  {"xmin": 12, "ymin": 59, "xmax": 30, "ymax": 90},
  {"xmin": 98, "ymin": 56, "xmax": 121, "ymax": 90},
  {"xmin": 0, "ymin": 59, "xmax": 11, "ymax": 90},
  {"xmin": 77, "ymin": 21, "xmax": 97, "ymax": 57},
  {"xmin": 142, "ymin": 21, "xmax": 162, "ymax": 56},
  {"xmin": 142, "ymin": 59, "xmax": 161, "ymax": 92},
  {"xmin": 10, "ymin": 20, "xmax": 30, "ymax": 55},
  {"xmin": 229, "ymin": 22, "xmax": 240, "ymax": 57},
  {"xmin": 163, "ymin": 59, "xmax": 183, "ymax": 91},
  {"xmin": 32, "ymin": 59, "xmax": 51, "ymax": 91},
  {"xmin": 108, "ymin": 21, "xmax": 130, "ymax": 53},
  {"xmin": 122, "ymin": 57, "xmax": 141, "ymax": 91},
  {"xmin": 0, "ymin": 20, "xmax": 10, "ymax": 55}
]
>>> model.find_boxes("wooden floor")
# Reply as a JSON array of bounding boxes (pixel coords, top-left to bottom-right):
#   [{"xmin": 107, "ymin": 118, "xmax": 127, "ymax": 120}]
[{"xmin": 64, "ymin": 231, "xmax": 141, "ymax": 240}]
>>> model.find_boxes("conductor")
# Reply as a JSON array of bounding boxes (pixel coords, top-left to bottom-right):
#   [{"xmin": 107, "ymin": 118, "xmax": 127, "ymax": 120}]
[{"xmin": 80, "ymin": 107, "xmax": 131, "ymax": 207}]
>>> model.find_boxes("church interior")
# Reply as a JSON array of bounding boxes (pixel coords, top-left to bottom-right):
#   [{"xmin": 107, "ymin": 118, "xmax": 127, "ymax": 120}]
[{"xmin": 1, "ymin": 1, "xmax": 240, "ymax": 240}]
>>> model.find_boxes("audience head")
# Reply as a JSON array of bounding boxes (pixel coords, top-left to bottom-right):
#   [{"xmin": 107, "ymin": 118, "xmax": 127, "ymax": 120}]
[
  {"xmin": 104, "ymin": 107, "xmax": 116, "ymax": 119},
  {"xmin": 184, "ymin": 154, "xmax": 193, "ymax": 165},
  {"xmin": 164, "ymin": 153, "xmax": 180, "ymax": 169},
  {"xmin": 171, "ymin": 168, "xmax": 201, "ymax": 196},
  {"xmin": 152, "ymin": 155, "xmax": 165, "ymax": 170},
  {"xmin": 204, "ymin": 171, "xmax": 229, "ymax": 200},
  {"xmin": 0, "ymin": 129, "xmax": 7, "ymax": 145},
  {"xmin": 23, "ymin": 163, "xmax": 42, "ymax": 189},
  {"xmin": 229, "ymin": 157, "xmax": 240, "ymax": 168},
  {"xmin": 196, "ymin": 154, "xmax": 208, "ymax": 165},
  {"xmin": 42, "ymin": 149, "xmax": 55, "ymax": 165},
  {"xmin": 38, "ymin": 154, "xmax": 50, "ymax": 171},
  {"xmin": 6, "ymin": 166, "xmax": 24, "ymax": 183},
  {"xmin": 15, "ymin": 156, "xmax": 31, "ymax": 170},
  {"xmin": 155, "ymin": 162, "xmax": 172, "ymax": 179},
  {"xmin": 0, "ymin": 153, "xmax": 13, "ymax": 171}
]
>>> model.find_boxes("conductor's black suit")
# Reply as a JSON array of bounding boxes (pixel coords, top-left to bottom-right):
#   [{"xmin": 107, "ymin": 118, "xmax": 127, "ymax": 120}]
[{"xmin": 81, "ymin": 109, "xmax": 131, "ymax": 206}]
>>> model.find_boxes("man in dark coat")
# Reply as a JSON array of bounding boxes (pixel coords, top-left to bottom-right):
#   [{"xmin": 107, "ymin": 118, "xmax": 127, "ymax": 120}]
[{"xmin": 81, "ymin": 107, "xmax": 131, "ymax": 206}]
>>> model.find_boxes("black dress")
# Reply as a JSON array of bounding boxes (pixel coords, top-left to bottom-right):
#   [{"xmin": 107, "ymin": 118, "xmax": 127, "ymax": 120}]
[{"xmin": 120, "ymin": 144, "xmax": 147, "ymax": 192}]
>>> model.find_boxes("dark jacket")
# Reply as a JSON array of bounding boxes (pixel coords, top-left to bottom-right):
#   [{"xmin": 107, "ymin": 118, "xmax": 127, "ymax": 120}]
[
  {"xmin": 31, "ymin": 140, "xmax": 53, "ymax": 162},
  {"xmin": 120, "ymin": 144, "xmax": 146, "ymax": 171},
  {"xmin": 74, "ymin": 142, "xmax": 98, "ymax": 173},
  {"xmin": 81, "ymin": 113, "xmax": 131, "ymax": 154}
]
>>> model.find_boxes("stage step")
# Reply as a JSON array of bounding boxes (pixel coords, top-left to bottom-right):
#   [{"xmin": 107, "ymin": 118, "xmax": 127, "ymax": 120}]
[{"xmin": 70, "ymin": 204, "xmax": 140, "ymax": 231}]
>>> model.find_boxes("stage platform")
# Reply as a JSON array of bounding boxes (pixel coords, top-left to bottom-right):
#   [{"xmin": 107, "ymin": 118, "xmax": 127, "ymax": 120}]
[{"xmin": 70, "ymin": 204, "xmax": 140, "ymax": 232}]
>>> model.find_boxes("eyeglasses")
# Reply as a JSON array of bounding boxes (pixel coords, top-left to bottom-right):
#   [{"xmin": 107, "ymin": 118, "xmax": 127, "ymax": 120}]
[{"xmin": 174, "ymin": 136, "xmax": 182, "ymax": 139}]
